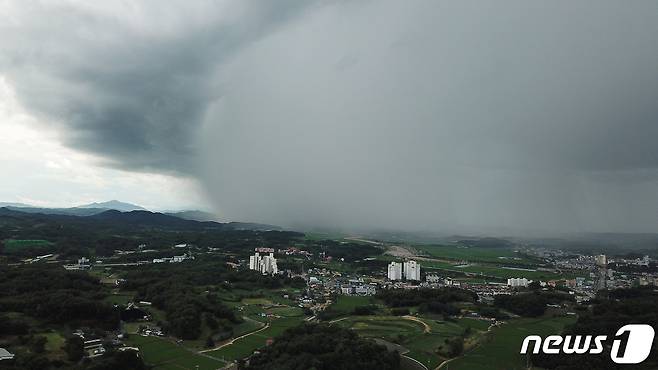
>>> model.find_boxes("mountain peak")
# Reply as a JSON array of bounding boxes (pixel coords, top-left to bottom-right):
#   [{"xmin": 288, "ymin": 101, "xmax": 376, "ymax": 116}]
[{"xmin": 76, "ymin": 200, "xmax": 147, "ymax": 212}]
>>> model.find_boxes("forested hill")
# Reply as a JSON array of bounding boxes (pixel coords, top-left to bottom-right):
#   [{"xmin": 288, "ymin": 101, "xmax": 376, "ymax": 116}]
[
  {"xmin": 89, "ymin": 209, "xmax": 221, "ymax": 229},
  {"xmin": 0, "ymin": 207, "xmax": 219, "ymax": 230},
  {"xmin": 0, "ymin": 207, "xmax": 282, "ymax": 232},
  {"xmin": 0, "ymin": 207, "xmax": 301, "ymax": 259}
]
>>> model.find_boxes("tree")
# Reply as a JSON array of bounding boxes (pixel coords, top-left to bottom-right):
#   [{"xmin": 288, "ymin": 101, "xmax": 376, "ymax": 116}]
[
  {"xmin": 528, "ymin": 281, "xmax": 542, "ymax": 290},
  {"xmin": 64, "ymin": 336, "xmax": 84, "ymax": 362},
  {"xmin": 87, "ymin": 350, "xmax": 145, "ymax": 370},
  {"xmin": 246, "ymin": 324, "xmax": 400, "ymax": 370},
  {"xmin": 353, "ymin": 305, "xmax": 377, "ymax": 315},
  {"xmin": 445, "ymin": 336, "xmax": 464, "ymax": 357},
  {"xmin": 31, "ymin": 336, "xmax": 47, "ymax": 354},
  {"xmin": 205, "ymin": 313, "xmax": 219, "ymax": 330}
]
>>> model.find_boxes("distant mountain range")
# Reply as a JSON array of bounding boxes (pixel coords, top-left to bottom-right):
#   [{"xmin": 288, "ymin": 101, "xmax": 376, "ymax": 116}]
[
  {"xmin": 0, "ymin": 200, "xmax": 282, "ymax": 231},
  {"xmin": 0, "ymin": 200, "xmax": 148, "ymax": 217},
  {"xmin": 164, "ymin": 210, "xmax": 218, "ymax": 222},
  {"xmin": 76, "ymin": 200, "xmax": 146, "ymax": 212},
  {"xmin": 0, "ymin": 202, "xmax": 33, "ymax": 208}
]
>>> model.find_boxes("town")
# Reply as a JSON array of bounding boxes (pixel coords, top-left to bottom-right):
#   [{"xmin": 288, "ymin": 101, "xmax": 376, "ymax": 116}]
[{"xmin": 1, "ymin": 208, "xmax": 658, "ymax": 370}]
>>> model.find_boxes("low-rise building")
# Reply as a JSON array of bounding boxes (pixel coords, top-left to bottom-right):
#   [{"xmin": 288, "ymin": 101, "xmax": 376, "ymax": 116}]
[
  {"xmin": 426, "ymin": 274, "xmax": 442, "ymax": 283},
  {"xmin": 0, "ymin": 348, "xmax": 14, "ymax": 361}
]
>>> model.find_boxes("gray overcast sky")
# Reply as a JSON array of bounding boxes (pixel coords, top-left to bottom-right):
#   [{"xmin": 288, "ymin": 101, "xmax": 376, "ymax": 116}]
[{"xmin": 1, "ymin": 1, "xmax": 658, "ymax": 233}]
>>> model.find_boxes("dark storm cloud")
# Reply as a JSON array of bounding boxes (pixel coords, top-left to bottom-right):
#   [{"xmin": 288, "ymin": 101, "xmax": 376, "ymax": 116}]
[
  {"xmin": 0, "ymin": 0, "xmax": 313, "ymax": 173},
  {"xmin": 2, "ymin": 1, "xmax": 658, "ymax": 233}
]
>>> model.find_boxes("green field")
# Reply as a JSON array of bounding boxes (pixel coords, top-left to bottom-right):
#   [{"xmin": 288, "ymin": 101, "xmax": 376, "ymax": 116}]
[
  {"xmin": 420, "ymin": 259, "xmax": 571, "ymax": 280},
  {"xmin": 336, "ymin": 315, "xmax": 470, "ymax": 369},
  {"xmin": 332, "ymin": 295, "xmax": 376, "ymax": 313},
  {"xmin": 207, "ymin": 316, "xmax": 304, "ymax": 362},
  {"xmin": 127, "ymin": 335, "xmax": 226, "ymax": 370},
  {"xmin": 203, "ymin": 288, "xmax": 308, "ymax": 363},
  {"xmin": 103, "ymin": 293, "xmax": 134, "ymax": 305},
  {"xmin": 42, "ymin": 332, "xmax": 65, "ymax": 351},
  {"xmin": 267, "ymin": 306, "xmax": 304, "ymax": 317},
  {"xmin": 232, "ymin": 317, "xmax": 266, "ymax": 337},
  {"xmin": 3, "ymin": 239, "xmax": 54, "ymax": 253},
  {"xmin": 456, "ymin": 318, "xmax": 491, "ymax": 332},
  {"xmin": 241, "ymin": 298, "xmax": 272, "ymax": 305},
  {"xmin": 417, "ymin": 245, "xmax": 527, "ymax": 263},
  {"xmin": 303, "ymin": 232, "xmax": 348, "ymax": 241},
  {"xmin": 39, "ymin": 332, "xmax": 66, "ymax": 360},
  {"xmin": 336, "ymin": 316, "xmax": 426, "ymax": 340},
  {"xmin": 408, "ymin": 244, "xmax": 582, "ymax": 280},
  {"xmin": 447, "ymin": 316, "xmax": 576, "ymax": 370}
]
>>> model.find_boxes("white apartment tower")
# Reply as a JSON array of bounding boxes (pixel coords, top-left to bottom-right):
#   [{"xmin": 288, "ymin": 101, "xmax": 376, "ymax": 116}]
[
  {"xmin": 387, "ymin": 262, "xmax": 403, "ymax": 280},
  {"xmin": 507, "ymin": 277, "xmax": 529, "ymax": 287},
  {"xmin": 388, "ymin": 261, "xmax": 421, "ymax": 281},
  {"xmin": 249, "ymin": 252, "xmax": 278, "ymax": 275},
  {"xmin": 404, "ymin": 260, "xmax": 421, "ymax": 281}
]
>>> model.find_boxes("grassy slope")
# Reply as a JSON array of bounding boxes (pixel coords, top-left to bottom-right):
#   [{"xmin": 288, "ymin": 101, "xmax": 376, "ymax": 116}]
[
  {"xmin": 336, "ymin": 315, "xmax": 470, "ymax": 369},
  {"xmin": 3, "ymin": 239, "xmax": 53, "ymax": 253},
  {"xmin": 448, "ymin": 316, "xmax": 576, "ymax": 370},
  {"xmin": 207, "ymin": 316, "xmax": 304, "ymax": 361},
  {"xmin": 127, "ymin": 335, "xmax": 225, "ymax": 370}
]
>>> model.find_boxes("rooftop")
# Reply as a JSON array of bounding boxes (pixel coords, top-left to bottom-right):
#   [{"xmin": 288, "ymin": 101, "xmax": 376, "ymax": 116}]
[{"xmin": 0, "ymin": 348, "xmax": 15, "ymax": 360}]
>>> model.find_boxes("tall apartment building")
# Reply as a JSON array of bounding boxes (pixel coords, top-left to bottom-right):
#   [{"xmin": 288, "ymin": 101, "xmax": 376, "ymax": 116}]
[
  {"xmin": 387, "ymin": 262, "xmax": 403, "ymax": 280},
  {"xmin": 507, "ymin": 277, "xmax": 529, "ymax": 287},
  {"xmin": 387, "ymin": 260, "xmax": 421, "ymax": 281},
  {"xmin": 404, "ymin": 260, "xmax": 421, "ymax": 281},
  {"xmin": 249, "ymin": 252, "xmax": 278, "ymax": 275}
]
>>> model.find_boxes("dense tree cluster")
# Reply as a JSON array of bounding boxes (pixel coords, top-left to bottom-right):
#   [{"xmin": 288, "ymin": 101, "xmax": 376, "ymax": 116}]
[
  {"xmin": 0, "ymin": 348, "xmax": 147, "ymax": 370},
  {"xmin": 0, "ymin": 263, "xmax": 149, "ymax": 370},
  {"xmin": 121, "ymin": 260, "xmax": 304, "ymax": 339},
  {"xmin": 376, "ymin": 287, "xmax": 477, "ymax": 308},
  {"xmin": 443, "ymin": 336, "xmax": 465, "ymax": 357},
  {"xmin": 391, "ymin": 308, "xmax": 410, "ymax": 316},
  {"xmin": 494, "ymin": 291, "xmax": 573, "ymax": 317},
  {"xmin": 352, "ymin": 305, "xmax": 378, "ymax": 316},
  {"xmin": 83, "ymin": 350, "xmax": 145, "ymax": 370},
  {"xmin": 245, "ymin": 324, "xmax": 400, "ymax": 370},
  {"xmin": 0, "ymin": 315, "xmax": 29, "ymax": 335},
  {"xmin": 0, "ymin": 265, "xmax": 118, "ymax": 329},
  {"xmin": 418, "ymin": 301, "xmax": 460, "ymax": 316},
  {"xmin": 477, "ymin": 306, "xmax": 509, "ymax": 320},
  {"xmin": 0, "ymin": 208, "xmax": 304, "ymax": 260},
  {"xmin": 143, "ymin": 280, "xmax": 238, "ymax": 339},
  {"xmin": 122, "ymin": 262, "xmax": 238, "ymax": 339}
]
